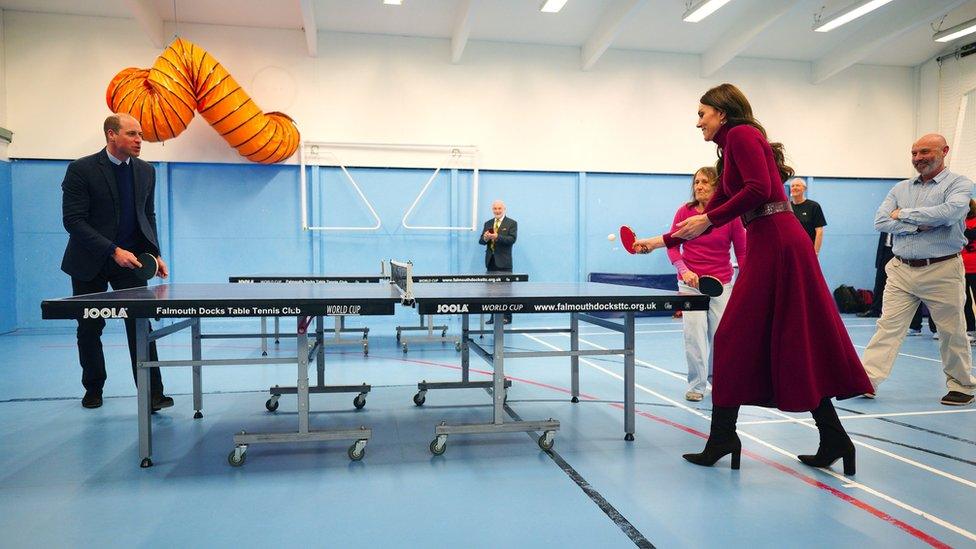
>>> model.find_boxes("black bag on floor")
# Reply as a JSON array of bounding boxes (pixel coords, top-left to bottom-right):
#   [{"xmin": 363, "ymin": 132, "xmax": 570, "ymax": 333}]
[{"xmin": 833, "ymin": 285, "xmax": 862, "ymax": 313}]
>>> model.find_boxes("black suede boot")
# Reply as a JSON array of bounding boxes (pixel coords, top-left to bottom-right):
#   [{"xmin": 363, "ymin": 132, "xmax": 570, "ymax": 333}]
[
  {"xmin": 798, "ymin": 398, "xmax": 856, "ymax": 475},
  {"xmin": 683, "ymin": 405, "xmax": 741, "ymax": 469}
]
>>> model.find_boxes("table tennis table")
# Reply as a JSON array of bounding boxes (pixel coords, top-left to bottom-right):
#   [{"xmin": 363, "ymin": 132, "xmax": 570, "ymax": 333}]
[
  {"xmin": 228, "ymin": 270, "xmax": 528, "ymax": 354},
  {"xmin": 228, "ymin": 270, "xmax": 528, "ymax": 414},
  {"xmin": 41, "ymin": 266, "xmax": 708, "ymax": 466}
]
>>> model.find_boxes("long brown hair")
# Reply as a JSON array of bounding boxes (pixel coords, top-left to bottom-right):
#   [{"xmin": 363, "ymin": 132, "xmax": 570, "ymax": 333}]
[
  {"xmin": 969, "ymin": 199, "xmax": 976, "ymax": 219},
  {"xmin": 686, "ymin": 166, "xmax": 718, "ymax": 209},
  {"xmin": 700, "ymin": 83, "xmax": 794, "ymax": 184}
]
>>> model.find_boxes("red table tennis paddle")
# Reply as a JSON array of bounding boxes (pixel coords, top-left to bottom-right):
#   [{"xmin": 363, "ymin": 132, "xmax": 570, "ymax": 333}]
[
  {"xmin": 133, "ymin": 252, "xmax": 158, "ymax": 281},
  {"xmin": 698, "ymin": 275, "xmax": 724, "ymax": 297},
  {"xmin": 619, "ymin": 225, "xmax": 637, "ymax": 254}
]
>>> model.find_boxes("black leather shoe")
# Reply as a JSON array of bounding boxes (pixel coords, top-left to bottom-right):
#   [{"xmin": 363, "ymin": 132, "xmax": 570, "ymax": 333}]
[
  {"xmin": 152, "ymin": 395, "xmax": 174, "ymax": 412},
  {"xmin": 82, "ymin": 390, "xmax": 103, "ymax": 409},
  {"xmin": 856, "ymin": 311, "xmax": 880, "ymax": 318}
]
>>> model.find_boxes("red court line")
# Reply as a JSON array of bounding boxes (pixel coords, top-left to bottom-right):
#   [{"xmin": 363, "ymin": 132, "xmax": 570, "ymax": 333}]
[{"xmin": 380, "ymin": 353, "xmax": 952, "ymax": 549}]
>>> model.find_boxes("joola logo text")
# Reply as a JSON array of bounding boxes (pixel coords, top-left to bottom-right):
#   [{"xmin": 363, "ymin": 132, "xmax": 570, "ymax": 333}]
[
  {"xmin": 436, "ymin": 304, "xmax": 469, "ymax": 314},
  {"xmin": 83, "ymin": 307, "xmax": 129, "ymax": 319}
]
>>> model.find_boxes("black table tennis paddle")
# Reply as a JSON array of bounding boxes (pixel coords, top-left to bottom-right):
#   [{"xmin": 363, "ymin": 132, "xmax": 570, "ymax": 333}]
[
  {"xmin": 132, "ymin": 253, "xmax": 158, "ymax": 281},
  {"xmin": 698, "ymin": 275, "xmax": 723, "ymax": 297}
]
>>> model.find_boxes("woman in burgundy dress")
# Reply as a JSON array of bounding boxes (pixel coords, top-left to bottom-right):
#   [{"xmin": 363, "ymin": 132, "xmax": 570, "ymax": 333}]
[{"xmin": 634, "ymin": 83, "xmax": 872, "ymax": 474}]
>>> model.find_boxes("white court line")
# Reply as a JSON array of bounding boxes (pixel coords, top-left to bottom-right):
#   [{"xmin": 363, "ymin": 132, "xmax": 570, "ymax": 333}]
[
  {"xmin": 520, "ymin": 332, "xmax": 976, "ymax": 543},
  {"xmin": 740, "ymin": 408, "xmax": 976, "ymax": 425},
  {"xmin": 850, "ymin": 343, "xmax": 943, "ymax": 364}
]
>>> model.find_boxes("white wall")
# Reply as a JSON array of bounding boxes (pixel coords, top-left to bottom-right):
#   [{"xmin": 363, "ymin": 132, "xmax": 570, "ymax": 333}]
[{"xmin": 6, "ymin": 10, "xmax": 918, "ymax": 177}]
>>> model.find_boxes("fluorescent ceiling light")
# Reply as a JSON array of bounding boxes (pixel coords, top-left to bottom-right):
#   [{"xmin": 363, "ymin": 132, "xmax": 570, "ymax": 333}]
[
  {"xmin": 383, "ymin": 0, "xmax": 402, "ymax": 5},
  {"xmin": 934, "ymin": 17, "xmax": 976, "ymax": 43},
  {"xmin": 540, "ymin": 0, "xmax": 568, "ymax": 13},
  {"xmin": 682, "ymin": 0, "xmax": 733, "ymax": 23},
  {"xmin": 813, "ymin": 0, "xmax": 895, "ymax": 33}
]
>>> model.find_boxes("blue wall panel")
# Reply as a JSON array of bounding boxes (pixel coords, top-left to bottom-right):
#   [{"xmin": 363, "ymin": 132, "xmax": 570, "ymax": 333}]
[
  {"xmin": 584, "ymin": 173, "xmax": 690, "ymax": 280},
  {"xmin": 4, "ymin": 158, "xmax": 903, "ymax": 329},
  {"xmin": 809, "ymin": 177, "xmax": 898, "ymax": 291},
  {"xmin": 0, "ymin": 160, "xmax": 14, "ymax": 333},
  {"xmin": 12, "ymin": 160, "xmax": 72, "ymax": 329}
]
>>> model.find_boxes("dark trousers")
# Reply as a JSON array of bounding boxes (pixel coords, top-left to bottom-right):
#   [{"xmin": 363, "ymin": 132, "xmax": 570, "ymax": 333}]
[
  {"xmin": 909, "ymin": 304, "xmax": 937, "ymax": 333},
  {"xmin": 487, "ymin": 256, "xmax": 512, "ymax": 322},
  {"xmin": 72, "ymin": 260, "xmax": 164, "ymax": 397},
  {"xmin": 965, "ymin": 273, "xmax": 976, "ymax": 332},
  {"xmin": 867, "ymin": 260, "xmax": 888, "ymax": 315}
]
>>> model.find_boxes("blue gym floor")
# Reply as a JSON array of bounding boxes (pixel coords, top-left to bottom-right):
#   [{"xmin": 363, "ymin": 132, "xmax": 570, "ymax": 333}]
[{"xmin": 0, "ymin": 315, "xmax": 973, "ymax": 548}]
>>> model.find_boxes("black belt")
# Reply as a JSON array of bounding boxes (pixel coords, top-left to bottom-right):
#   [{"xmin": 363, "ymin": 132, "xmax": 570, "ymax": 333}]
[
  {"xmin": 741, "ymin": 201, "xmax": 792, "ymax": 227},
  {"xmin": 896, "ymin": 254, "xmax": 958, "ymax": 267}
]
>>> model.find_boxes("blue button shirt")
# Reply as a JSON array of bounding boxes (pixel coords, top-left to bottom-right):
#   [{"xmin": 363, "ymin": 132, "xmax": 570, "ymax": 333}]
[{"xmin": 874, "ymin": 168, "xmax": 973, "ymax": 260}]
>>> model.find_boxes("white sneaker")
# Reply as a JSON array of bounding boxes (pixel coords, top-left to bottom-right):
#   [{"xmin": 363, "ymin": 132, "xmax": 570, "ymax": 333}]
[
  {"xmin": 907, "ymin": 328, "xmax": 922, "ymax": 336},
  {"xmin": 932, "ymin": 332, "xmax": 940, "ymax": 340}
]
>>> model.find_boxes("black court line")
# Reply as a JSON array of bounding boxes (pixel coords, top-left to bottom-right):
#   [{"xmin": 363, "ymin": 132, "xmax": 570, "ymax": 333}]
[
  {"xmin": 837, "ymin": 405, "xmax": 976, "ymax": 446},
  {"xmin": 848, "ymin": 432, "xmax": 976, "ymax": 467},
  {"xmin": 503, "ymin": 402, "xmax": 655, "ymax": 549}
]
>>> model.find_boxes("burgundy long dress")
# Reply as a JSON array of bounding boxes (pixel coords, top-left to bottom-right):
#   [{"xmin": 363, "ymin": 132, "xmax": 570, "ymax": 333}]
[{"xmin": 663, "ymin": 124, "xmax": 872, "ymax": 412}]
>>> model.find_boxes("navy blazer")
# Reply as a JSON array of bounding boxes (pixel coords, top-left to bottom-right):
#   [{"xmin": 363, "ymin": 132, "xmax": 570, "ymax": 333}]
[
  {"xmin": 60, "ymin": 148, "xmax": 160, "ymax": 281},
  {"xmin": 478, "ymin": 216, "xmax": 517, "ymax": 270}
]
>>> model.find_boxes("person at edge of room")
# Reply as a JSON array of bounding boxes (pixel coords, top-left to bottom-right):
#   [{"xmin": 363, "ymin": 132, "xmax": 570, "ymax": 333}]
[
  {"xmin": 632, "ymin": 83, "xmax": 872, "ymax": 475},
  {"xmin": 60, "ymin": 113, "xmax": 172, "ymax": 411},
  {"xmin": 962, "ymin": 199, "xmax": 976, "ymax": 345},
  {"xmin": 908, "ymin": 303, "xmax": 937, "ymax": 339},
  {"xmin": 666, "ymin": 167, "xmax": 746, "ymax": 403},
  {"xmin": 857, "ymin": 231, "xmax": 893, "ymax": 318},
  {"xmin": 478, "ymin": 199, "xmax": 517, "ymax": 324},
  {"xmin": 860, "ymin": 133, "xmax": 976, "ymax": 406},
  {"xmin": 789, "ymin": 178, "xmax": 826, "ymax": 254}
]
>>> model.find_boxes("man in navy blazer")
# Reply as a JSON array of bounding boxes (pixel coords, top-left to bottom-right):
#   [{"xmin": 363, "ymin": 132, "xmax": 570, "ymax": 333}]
[
  {"xmin": 60, "ymin": 113, "xmax": 172, "ymax": 410},
  {"xmin": 478, "ymin": 200, "xmax": 517, "ymax": 323}
]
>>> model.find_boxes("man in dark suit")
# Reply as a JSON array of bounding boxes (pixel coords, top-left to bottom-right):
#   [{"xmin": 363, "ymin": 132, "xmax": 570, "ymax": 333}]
[
  {"xmin": 478, "ymin": 200, "xmax": 517, "ymax": 324},
  {"xmin": 61, "ymin": 113, "xmax": 172, "ymax": 410}
]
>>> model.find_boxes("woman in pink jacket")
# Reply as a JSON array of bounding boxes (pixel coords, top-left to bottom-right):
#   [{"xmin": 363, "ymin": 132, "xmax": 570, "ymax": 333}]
[{"xmin": 667, "ymin": 167, "xmax": 746, "ymax": 402}]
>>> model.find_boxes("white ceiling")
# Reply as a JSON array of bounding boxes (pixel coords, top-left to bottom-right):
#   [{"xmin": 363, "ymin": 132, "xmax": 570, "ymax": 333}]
[{"xmin": 4, "ymin": 0, "xmax": 976, "ymax": 73}]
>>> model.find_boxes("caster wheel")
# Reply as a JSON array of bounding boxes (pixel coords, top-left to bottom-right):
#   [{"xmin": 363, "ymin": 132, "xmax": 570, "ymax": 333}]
[
  {"xmin": 228, "ymin": 448, "xmax": 246, "ymax": 467},
  {"xmin": 193, "ymin": 411, "xmax": 203, "ymax": 419},
  {"xmin": 624, "ymin": 433, "xmax": 635, "ymax": 442},
  {"xmin": 413, "ymin": 392, "xmax": 426, "ymax": 406},
  {"xmin": 396, "ymin": 331, "xmax": 401, "ymax": 342},
  {"xmin": 261, "ymin": 351, "xmax": 268, "ymax": 357},
  {"xmin": 265, "ymin": 397, "xmax": 280, "ymax": 412},
  {"xmin": 353, "ymin": 394, "xmax": 367, "ymax": 409},
  {"xmin": 538, "ymin": 431, "xmax": 555, "ymax": 451},
  {"xmin": 140, "ymin": 458, "xmax": 153, "ymax": 468},
  {"xmin": 455, "ymin": 341, "xmax": 462, "ymax": 352},
  {"xmin": 363, "ymin": 343, "xmax": 369, "ymax": 356},
  {"xmin": 429, "ymin": 437, "xmax": 447, "ymax": 456},
  {"xmin": 571, "ymin": 396, "xmax": 579, "ymax": 403},
  {"xmin": 348, "ymin": 441, "xmax": 367, "ymax": 461},
  {"xmin": 402, "ymin": 345, "xmax": 408, "ymax": 354},
  {"xmin": 441, "ymin": 329, "xmax": 448, "ymax": 337}
]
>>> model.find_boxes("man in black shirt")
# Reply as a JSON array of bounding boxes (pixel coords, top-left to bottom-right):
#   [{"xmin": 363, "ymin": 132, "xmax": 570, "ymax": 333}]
[{"xmin": 790, "ymin": 178, "xmax": 826, "ymax": 254}]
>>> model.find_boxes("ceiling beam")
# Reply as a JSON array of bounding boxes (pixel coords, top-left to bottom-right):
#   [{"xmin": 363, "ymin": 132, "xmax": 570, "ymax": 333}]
[
  {"xmin": 812, "ymin": 0, "xmax": 966, "ymax": 84},
  {"xmin": 581, "ymin": 0, "xmax": 646, "ymax": 71},
  {"xmin": 451, "ymin": 0, "xmax": 477, "ymax": 63},
  {"xmin": 700, "ymin": 0, "xmax": 796, "ymax": 77},
  {"xmin": 123, "ymin": 0, "xmax": 165, "ymax": 48},
  {"xmin": 298, "ymin": 0, "xmax": 318, "ymax": 57}
]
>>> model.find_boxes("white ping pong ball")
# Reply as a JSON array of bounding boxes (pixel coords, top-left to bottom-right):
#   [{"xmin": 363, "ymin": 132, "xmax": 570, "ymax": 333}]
[{"xmin": 608, "ymin": 233, "xmax": 616, "ymax": 241}]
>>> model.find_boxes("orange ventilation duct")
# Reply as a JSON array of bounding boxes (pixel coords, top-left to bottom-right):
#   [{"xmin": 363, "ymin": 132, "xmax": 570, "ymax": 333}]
[{"xmin": 106, "ymin": 38, "xmax": 300, "ymax": 164}]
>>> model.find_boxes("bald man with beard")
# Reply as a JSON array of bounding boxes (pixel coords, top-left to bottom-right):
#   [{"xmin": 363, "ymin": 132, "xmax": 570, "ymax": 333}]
[{"xmin": 861, "ymin": 134, "xmax": 976, "ymax": 406}]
